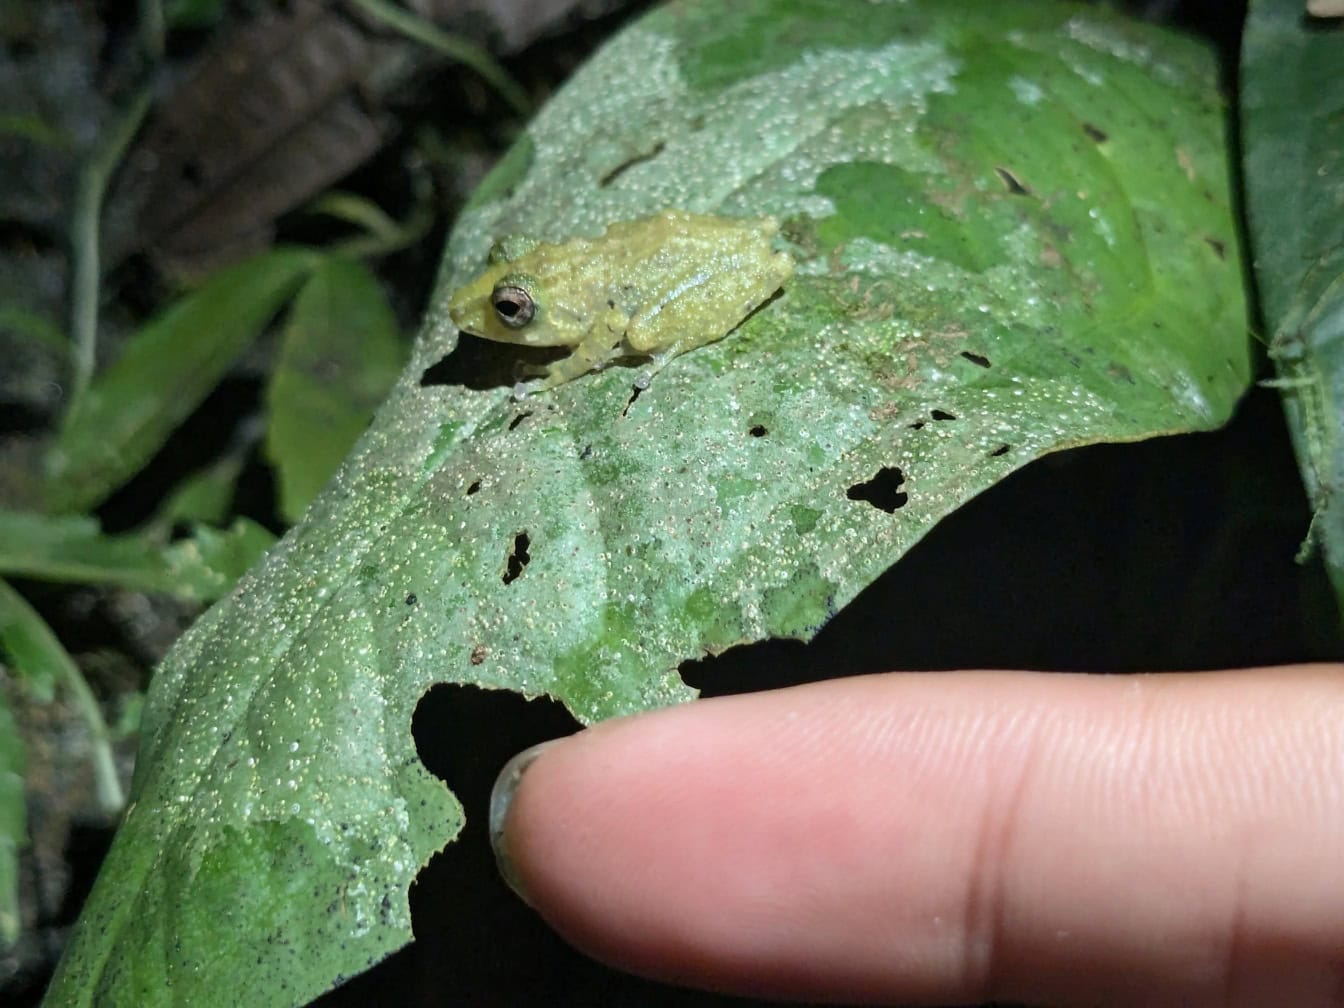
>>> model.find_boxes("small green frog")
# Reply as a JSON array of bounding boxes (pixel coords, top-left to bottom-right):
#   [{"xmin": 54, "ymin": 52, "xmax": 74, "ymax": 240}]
[{"xmin": 448, "ymin": 210, "xmax": 793, "ymax": 396}]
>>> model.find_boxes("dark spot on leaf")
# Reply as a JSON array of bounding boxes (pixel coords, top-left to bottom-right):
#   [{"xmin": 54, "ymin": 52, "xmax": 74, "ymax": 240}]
[
  {"xmin": 1204, "ymin": 236, "xmax": 1226, "ymax": 259},
  {"xmin": 1082, "ymin": 122, "xmax": 1108, "ymax": 142},
  {"xmin": 622, "ymin": 383, "xmax": 645, "ymax": 416},
  {"xmin": 599, "ymin": 140, "xmax": 666, "ymax": 187},
  {"xmin": 502, "ymin": 532, "xmax": 530, "ymax": 585},
  {"xmin": 508, "ymin": 411, "xmax": 531, "ymax": 431},
  {"xmin": 405, "ymin": 593, "xmax": 417, "ymax": 606},
  {"xmin": 846, "ymin": 466, "xmax": 908, "ymax": 513},
  {"xmin": 466, "ymin": 480, "xmax": 481, "ymax": 495},
  {"xmin": 994, "ymin": 166, "xmax": 1030, "ymax": 196},
  {"xmin": 748, "ymin": 424, "xmax": 768, "ymax": 437},
  {"xmin": 960, "ymin": 351, "xmax": 992, "ymax": 368},
  {"xmin": 931, "ymin": 409, "xmax": 957, "ymax": 421},
  {"xmin": 469, "ymin": 644, "xmax": 487, "ymax": 665},
  {"xmin": 990, "ymin": 444, "xmax": 1011, "ymax": 457}
]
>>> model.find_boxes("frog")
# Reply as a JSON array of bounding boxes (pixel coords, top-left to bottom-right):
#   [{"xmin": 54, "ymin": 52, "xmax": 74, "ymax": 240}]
[{"xmin": 447, "ymin": 209, "xmax": 794, "ymax": 396}]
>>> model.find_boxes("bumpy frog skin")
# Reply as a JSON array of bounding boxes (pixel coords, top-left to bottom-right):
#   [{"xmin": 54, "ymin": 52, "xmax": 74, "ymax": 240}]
[{"xmin": 447, "ymin": 210, "xmax": 794, "ymax": 395}]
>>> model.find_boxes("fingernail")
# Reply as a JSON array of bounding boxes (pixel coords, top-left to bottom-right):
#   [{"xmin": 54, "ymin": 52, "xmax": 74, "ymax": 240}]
[{"xmin": 489, "ymin": 738, "xmax": 562, "ymax": 903}]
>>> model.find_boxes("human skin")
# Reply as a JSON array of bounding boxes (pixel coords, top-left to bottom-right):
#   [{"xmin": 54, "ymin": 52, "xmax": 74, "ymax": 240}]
[{"xmin": 492, "ymin": 665, "xmax": 1344, "ymax": 1007}]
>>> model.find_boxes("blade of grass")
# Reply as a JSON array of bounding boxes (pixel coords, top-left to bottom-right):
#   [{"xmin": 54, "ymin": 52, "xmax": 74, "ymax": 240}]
[
  {"xmin": 347, "ymin": 0, "xmax": 531, "ymax": 115},
  {"xmin": 0, "ymin": 580, "xmax": 123, "ymax": 815},
  {"xmin": 68, "ymin": 85, "xmax": 153, "ymax": 403},
  {"xmin": 0, "ymin": 688, "xmax": 23, "ymax": 946}
]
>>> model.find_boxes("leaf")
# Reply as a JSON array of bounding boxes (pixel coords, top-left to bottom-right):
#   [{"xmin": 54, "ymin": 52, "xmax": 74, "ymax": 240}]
[
  {"xmin": 0, "ymin": 578, "xmax": 60, "ymax": 704},
  {"xmin": 45, "ymin": 2, "xmax": 1249, "ymax": 1005},
  {"xmin": 265, "ymin": 256, "xmax": 406, "ymax": 523},
  {"xmin": 0, "ymin": 509, "xmax": 275, "ymax": 603},
  {"xmin": 152, "ymin": 453, "xmax": 249, "ymax": 531},
  {"xmin": 0, "ymin": 578, "xmax": 123, "ymax": 816},
  {"xmin": 44, "ymin": 248, "xmax": 319, "ymax": 514},
  {"xmin": 0, "ymin": 684, "xmax": 24, "ymax": 946},
  {"xmin": 1241, "ymin": 0, "xmax": 1344, "ymax": 618}
]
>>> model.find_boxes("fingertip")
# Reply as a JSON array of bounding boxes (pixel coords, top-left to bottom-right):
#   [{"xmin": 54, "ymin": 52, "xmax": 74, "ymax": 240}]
[{"xmin": 489, "ymin": 668, "xmax": 1344, "ymax": 1006}]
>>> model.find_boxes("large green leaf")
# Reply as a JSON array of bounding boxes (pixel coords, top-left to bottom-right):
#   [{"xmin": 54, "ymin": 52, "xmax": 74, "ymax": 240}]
[
  {"xmin": 46, "ymin": 2, "xmax": 1249, "ymax": 1005},
  {"xmin": 1241, "ymin": 0, "xmax": 1344, "ymax": 616}
]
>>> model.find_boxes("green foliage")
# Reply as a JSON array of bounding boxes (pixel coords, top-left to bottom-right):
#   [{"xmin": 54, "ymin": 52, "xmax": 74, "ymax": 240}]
[
  {"xmin": 0, "ymin": 577, "xmax": 123, "ymax": 949},
  {"xmin": 0, "ymin": 688, "xmax": 22, "ymax": 946},
  {"xmin": 45, "ymin": 249, "xmax": 319, "ymax": 514},
  {"xmin": 163, "ymin": 0, "xmax": 227, "ymax": 30},
  {"xmin": 266, "ymin": 257, "xmax": 406, "ymax": 523},
  {"xmin": 0, "ymin": 509, "xmax": 275, "ymax": 603},
  {"xmin": 0, "ymin": 2, "xmax": 415, "ymax": 980},
  {"xmin": 1241, "ymin": 0, "xmax": 1344, "ymax": 618},
  {"xmin": 0, "ymin": 579, "xmax": 123, "ymax": 814},
  {"xmin": 45, "ymin": 1, "xmax": 1251, "ymax": 1004}
]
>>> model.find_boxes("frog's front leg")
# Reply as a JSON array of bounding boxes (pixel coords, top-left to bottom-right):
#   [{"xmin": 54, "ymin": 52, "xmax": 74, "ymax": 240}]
[{"xmin": 516, "ymin": 306, "xmax": 630, "ymax": 396}]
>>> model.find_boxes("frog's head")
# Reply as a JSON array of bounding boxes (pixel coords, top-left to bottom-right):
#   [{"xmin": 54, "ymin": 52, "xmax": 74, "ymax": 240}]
[{"xmin": 448, "ymin": 262, "xmax": 568, "ymax": 347}]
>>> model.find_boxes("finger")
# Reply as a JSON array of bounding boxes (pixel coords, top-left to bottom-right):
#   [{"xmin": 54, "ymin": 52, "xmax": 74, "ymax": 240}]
[{"xmin": 494, "ymin": 665, "xmax": 1344, "ymax": 1007}]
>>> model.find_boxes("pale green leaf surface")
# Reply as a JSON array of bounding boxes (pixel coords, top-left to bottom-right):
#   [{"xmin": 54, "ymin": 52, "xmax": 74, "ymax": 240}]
[
  {"xmin": 45, "ymin": 248, "xmax": 319, "ymax": 514},
  {"xmin": 46, "ymin": 2, "xmax": 1249, "ymax": 1005},
  {"xmin": 1241, "ymin": 0, "xmax": 1344, "ymax": 614},
  {"xmin": 0, "ymin": 509, "xmax": 275, "ymax": 603},
  {"xmin": 265, "ymin": 257, "xmax": 406, "ymax": 524}
]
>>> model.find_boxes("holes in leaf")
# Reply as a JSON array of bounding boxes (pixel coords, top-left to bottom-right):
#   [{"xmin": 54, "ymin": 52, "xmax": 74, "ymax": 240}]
[
  {"xmin": 846, "ymin": 466, "xmax": 908, "ymax": 513},
  {"xmin": 748, "ymin": 424, "xmax": 768, "ymax": 438},
  {"xmin": 508, "ymin": 411, "xmax": 531, "ymax": 431},
  {"xmin": 990, "ymin": 444, "xmax": 1012, "ymax": 457},
  {"xmin": 579, "ymin": 444, "xmax": 593, "ymax": 460},
  {"xmin": 622, "ymin": 383, "xmax": 645, "ymax": 416},
  {"xmin": 908, "ymin": 409, "xmax": 955, "ymax": 429},
  {"xmin": 960, "ymin": 351, "xmax": 992, "ymax": 368},
  {"xmin": 599, "ymin": 141, "xmax": 666, "ymax": 187},
  {"xmin": 502, "ymin": 532, "xmax": 530, "ymax": 584},
  {"xmin": 466, "ymin": 480, "xmax": 481, "ymax": 495},
  {"xmin": 1082, "ymin": 122, "xmax": 1109, "ymax": 143},
  {"xmin": 405, "ymin": 593, "xmax": 418, "ymax": 606},
  {"xmin": 994, "ymin": 166, "xmax": 1030, "ymax": 196}
]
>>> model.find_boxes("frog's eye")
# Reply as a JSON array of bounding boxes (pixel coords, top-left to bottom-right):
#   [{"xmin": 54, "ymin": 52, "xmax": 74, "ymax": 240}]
[{"xmin": 491, "ymin": 284, "xmax": 536, "ymax": 328}]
